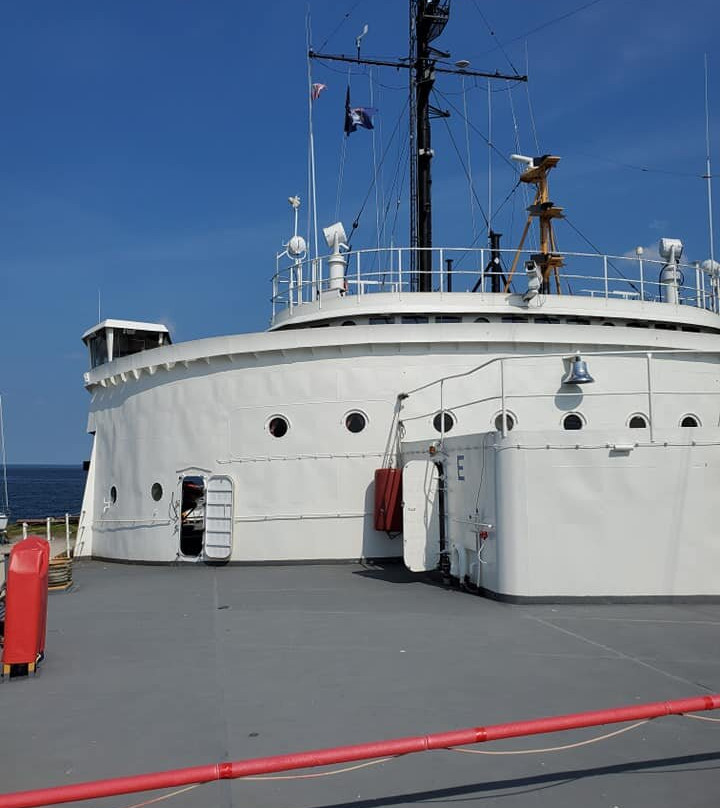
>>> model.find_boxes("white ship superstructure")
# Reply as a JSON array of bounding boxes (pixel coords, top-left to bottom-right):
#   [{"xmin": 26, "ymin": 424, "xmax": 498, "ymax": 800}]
[{"xmin": 75, "ymin": 2, "xmax": 720, "ymax": 600}]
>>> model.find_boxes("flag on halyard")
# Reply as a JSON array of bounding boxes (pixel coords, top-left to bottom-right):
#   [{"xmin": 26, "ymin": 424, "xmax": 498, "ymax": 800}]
[
  {"xmin": 344, "ymin": 86, "xmax": 375, "ymax": 134},
  {"xmin": 311, "ymin": 83, "xmax": 327, "ymax": 101}
]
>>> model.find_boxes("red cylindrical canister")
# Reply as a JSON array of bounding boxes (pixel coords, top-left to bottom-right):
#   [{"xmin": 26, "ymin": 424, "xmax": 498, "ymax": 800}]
[{"xmin": 2, "ymin": 537, "xmax": 50, "ymax": 673}]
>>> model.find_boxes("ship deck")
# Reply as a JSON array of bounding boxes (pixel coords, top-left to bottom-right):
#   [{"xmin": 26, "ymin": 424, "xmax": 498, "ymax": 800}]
[{"xmin": 2, "ymin": 561, "xmax": 720, "ymax": 807}]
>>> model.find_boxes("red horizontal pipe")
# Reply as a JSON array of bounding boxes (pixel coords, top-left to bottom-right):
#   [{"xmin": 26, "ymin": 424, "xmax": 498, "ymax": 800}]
[{"xmin": 2, "ymin": 693, "xmax": 719, "ymax": 808}]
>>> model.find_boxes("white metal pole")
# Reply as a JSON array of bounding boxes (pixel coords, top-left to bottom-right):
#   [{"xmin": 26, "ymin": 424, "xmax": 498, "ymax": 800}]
[
  {"xmin": 646, "ymin": 353, "xmax": 655, "ymax": 444},
  {"xmin": 22, "ymin": 522, "xmax": 27, "ymax": 539},
  {"xmin": 46, "ymin": 516, "xmax": 51, "ymax": 543},
  {"xmin": 65, "ymin": 512, "xmax": 71, "ymax": 559},
  {"xmin": 705, "ymin": 54, "xmax": 716, "ymax": 293}
]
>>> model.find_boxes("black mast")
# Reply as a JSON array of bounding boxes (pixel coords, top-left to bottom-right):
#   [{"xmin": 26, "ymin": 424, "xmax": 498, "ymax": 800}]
[
  {"xmin": 413, "ymin": 0, "xmax": 449, "ymax": 292},
  {"xmin": 310, "ymin": 2, "xmax": 526, "ymax": 292}
]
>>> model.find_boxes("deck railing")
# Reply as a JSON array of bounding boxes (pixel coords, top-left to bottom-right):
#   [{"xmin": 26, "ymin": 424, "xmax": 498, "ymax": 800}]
[{"xmin": 271, "ymin": 246, "xmax": 718, "ymax": 320}]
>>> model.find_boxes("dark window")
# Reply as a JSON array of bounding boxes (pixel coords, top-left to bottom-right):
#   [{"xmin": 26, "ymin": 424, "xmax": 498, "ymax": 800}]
[
  {"xmin": 627, "ymin": 321, "xmax": 650, "ymax": 328},
  {"xmin": 601, "ymin": 321, "xmax": 616, "ymax": 327},
  {"xmin": 535, "ymin": 315, "xmax": 561, "ymax": 324},
  {"xmin": 109, "ymin": 485, "xmax": 117, "ymax": 504},
  {"xmin": 310, "ymin": 323, "xmax": 330, "ymax": 328},
  {"xmin": 433, "ymin": 411, "xmax": 455, "ymax": 433},
  {"xmin": 341, "ymin": 320, "xmax": 357, "ymax": 326},
  {"xmin": 151, "ymin": 482, "xmax": 163, "ymax": 501},
  {"xmin": 628, "ymin": 415, "xmax": 648, "ymax": 428},
  {"xmin": 681, "ymin": 326, "xmax": 700, "ymax": 333},
  {"xmin": 681, "ymin": 415, "xmax": 700, "ymax": 427},
  {"xmin": 436, "ymin": 316, "xmax": 461, "ymax": 323},
  {"xmin": 565, "ymin": 317, "xmax": 591, "ymax": 325},
  {"xmin": 345, "ymin": 412, "xmax": 367, "ymax": 433},
  {"xmin": 654, "ymin": 322, "xmax": 677, "ymax": 330},
  {"xmin": 494, "ymin": 413, "xmax": 515, "ymax": 432},
  {"xmin": 268, "ymin": 416, "xmax": 289, "ymax": 437},
  {"xmin": 563, "ymin": 413, "xmax": 584, "ymax": 430},
  {"xmin": 401, "ymin": 315, "xmax": 429, "ymax": 324},
  {"xmin": 501, "ymin": 315, "xmax": 526, "ymax": 323},
  {"xmin": 369, "ymin": 316, "xmax": 394, "ymax": 325}
]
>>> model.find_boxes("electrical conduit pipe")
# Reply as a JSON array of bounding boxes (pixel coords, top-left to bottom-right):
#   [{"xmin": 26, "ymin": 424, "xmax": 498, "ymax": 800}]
[{"xmin": 1, "ymin": 693, "xmax": 719, "ymax": 808}]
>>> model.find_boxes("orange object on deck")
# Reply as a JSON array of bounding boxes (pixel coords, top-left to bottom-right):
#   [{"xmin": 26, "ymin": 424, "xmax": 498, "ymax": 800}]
[{"xmin": 2, "ymin": 537, "xmax": 49, "ymax": 676}]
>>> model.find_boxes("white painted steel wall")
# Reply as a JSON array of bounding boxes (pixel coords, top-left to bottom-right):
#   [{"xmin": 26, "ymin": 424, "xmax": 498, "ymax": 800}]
[
  {"xmin": 405, "ymin": 428, "xmax": 720, "ymax": 598},
  {"xmin": 78, "ymin": 321, "xmax": 720, "ymax": 569}
]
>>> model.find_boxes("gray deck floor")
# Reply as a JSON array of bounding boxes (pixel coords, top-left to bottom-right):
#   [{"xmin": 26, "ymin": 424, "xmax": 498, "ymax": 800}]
[{"xmin": 2, "ymin": 560, "xmax": 720, "ymax": 807}]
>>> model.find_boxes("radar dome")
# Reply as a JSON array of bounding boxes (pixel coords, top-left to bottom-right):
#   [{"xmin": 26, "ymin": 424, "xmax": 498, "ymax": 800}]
[{"xmin": 288, "ymin": 235, "xmax": 307, "ymax": 257}]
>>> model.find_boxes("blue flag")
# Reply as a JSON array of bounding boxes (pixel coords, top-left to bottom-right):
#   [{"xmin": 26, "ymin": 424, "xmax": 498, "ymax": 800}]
[{"xmin": 344, "ymin": 87, "xmax": 375, "ymax": 134}]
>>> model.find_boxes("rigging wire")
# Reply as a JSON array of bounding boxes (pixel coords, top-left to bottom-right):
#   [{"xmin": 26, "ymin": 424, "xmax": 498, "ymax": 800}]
[
  {"xmin": 524, "ymin": 42, "xmax": 541, "ymax": 153},
  {"xmin": 569, "ymin": 151, "xmax": 720, "ymax": 179},
  {"xmin": 432, "ymin": 88, "xmax": 520, "ymax": 172},
  {"xmin": 563, "ymin": 215, "xmax": 641, "ymax": 294},
  {"xmin": 473, "ymin": 0, "xmax": 606, "ymax": 56},
  {"xmin": 315, "ymin": 0, "xmax": 367, "ymax": 52},
  {"xmin": 346, "ymin": 97, "xmax": 410, "ymax": 244},
  {"xmin": 469, "ymin": 0, "xmax": 520, "ymax": 76},
  {"xmin": 434, "ymin": 97, "xmax": 489, "ymax": 229},
  {"xmin": 461, "ymin": 76, "xmax": 478, "ymax": 242}
]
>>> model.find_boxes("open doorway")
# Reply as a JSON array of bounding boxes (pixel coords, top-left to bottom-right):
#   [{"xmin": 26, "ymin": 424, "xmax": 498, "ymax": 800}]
[{"xmin": 180, "ymin": 476, "xmax": 205, "ymax": 557}]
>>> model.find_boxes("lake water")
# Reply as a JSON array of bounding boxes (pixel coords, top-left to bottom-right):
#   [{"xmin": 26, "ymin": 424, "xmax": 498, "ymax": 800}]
[{"xmin": 1, "ymin": 465, "xmax": 86, "ymax": 521}]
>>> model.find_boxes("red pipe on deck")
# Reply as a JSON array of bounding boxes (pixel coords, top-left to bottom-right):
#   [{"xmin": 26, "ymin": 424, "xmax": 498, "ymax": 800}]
[{"xmin": 2, "ymin": 693, "xmax": 719, "ymax": 808}]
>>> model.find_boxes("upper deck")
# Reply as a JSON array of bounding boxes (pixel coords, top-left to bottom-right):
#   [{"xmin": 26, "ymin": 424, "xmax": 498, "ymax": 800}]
[{"xmin": 270, "ymin": 245, "xmax": 720, "ymax": 331}]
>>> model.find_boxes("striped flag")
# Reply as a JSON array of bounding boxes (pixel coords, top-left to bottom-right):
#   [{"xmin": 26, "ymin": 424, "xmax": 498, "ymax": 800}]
[{"xmin": 311, "ymin": 83, "xmax": 327, "ymax": 101}]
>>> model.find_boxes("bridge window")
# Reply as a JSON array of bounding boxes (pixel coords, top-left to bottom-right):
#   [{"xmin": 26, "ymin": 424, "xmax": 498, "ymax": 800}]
[
  {"xmin": 370, "ymin": 316, "xmax": 394, "ymax": 325},
  {"xmin": 563, "ymin": 413, "xmax": 585, "ymax": 430},
  {"xmin": 535, "ymin": 315, "xmax": 561, "ymax": 324},
  {"xmin": 268, "ymin": 416, "xmax": 290, "ymax": 437},
  {"xmin": 494, "ymin": 412, "xmax": 516, "ymax": 432},
  {"xmin": 402, "ymin": 315, "xmax": 429, "ymax": 324},
  {"xmin": 436, "ymin": 316, "xmax": 461, "ymax": 323},
  {"xmin": 433, "ymin": 411, "xmax": 455, "ymax": 433},
  {"xmin": 680, "ymin": 414, "xmax": 700, "ymax": 427},
  {"xmin": 345, "ymin": 411, "xmax": 368, "ymax": 433}
]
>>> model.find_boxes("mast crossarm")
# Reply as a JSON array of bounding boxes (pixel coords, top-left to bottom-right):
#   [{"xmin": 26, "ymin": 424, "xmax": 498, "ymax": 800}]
[{"xmin": 308, "ymin": 50, "xmax": 526, "ymax": 82}]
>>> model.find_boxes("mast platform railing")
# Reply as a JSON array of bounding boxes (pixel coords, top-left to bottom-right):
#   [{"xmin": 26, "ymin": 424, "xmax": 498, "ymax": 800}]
[{"xmin": 271, "ymin": 246, "xmax": 718, "ymax": 319}]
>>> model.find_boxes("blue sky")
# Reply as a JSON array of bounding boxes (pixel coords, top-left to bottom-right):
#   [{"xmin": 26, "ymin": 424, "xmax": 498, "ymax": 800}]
[{"xmin": 1, "ymin": 0, "xmax": 718, "ymax": 463}]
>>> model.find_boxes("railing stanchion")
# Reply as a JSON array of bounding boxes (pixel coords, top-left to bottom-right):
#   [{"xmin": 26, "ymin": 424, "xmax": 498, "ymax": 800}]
[
  {"xmin": 480, "ymin": 249, "xmax": 485, "ymax": 292},
  {"xmin": 603, "ymin": 255, "xmax": 609, "ymax": 299},
  {"xmin": 646, "ymin": 353, "xmax": 655, "ymax": 444},
  {"xmin": 639, "ymin": 257, "xmax": 644, "ymax": 301},
  {"xmin": 500, "ymin": 360, "xmax": 507, "ymax": 439},
  {"xmin": 439, "ymin": 248, "xmax": 444, "ymax": 293}
]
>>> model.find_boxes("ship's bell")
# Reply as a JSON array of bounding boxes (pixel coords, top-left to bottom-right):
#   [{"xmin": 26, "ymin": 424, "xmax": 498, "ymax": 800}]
[{"xmin": 562, "ymin": 355, "xmax": 594, "ymax": 385}]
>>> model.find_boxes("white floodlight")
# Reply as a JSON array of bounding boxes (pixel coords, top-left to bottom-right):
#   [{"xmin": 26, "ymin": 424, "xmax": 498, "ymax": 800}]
[
  {"xmin": 323, "ymin": 222, "xmax": 348, "ymax": 250},
  {"xmin": 455, "ymin": 59, "xmax": 470, "ymax": 68},
  {"xmin": 659, "ymin": 238, "xmax": 683, "ymax": 262},
  {"xmin": 510, "ymin": 154, "xmax": 534, "ymax": 168}
]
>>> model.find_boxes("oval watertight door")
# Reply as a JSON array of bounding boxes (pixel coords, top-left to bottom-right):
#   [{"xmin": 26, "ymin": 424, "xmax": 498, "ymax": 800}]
[
  {"xmin": 402, "ymin": 461, "xmax": 440, "ymax": 572},
  {"xmin": 204, "ymin": 476, "xmax": 234, "ymax": 560}
]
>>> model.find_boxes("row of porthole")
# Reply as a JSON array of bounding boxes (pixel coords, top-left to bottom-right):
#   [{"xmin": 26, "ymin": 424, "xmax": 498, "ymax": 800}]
[
  {"xmin": 108, "ymin": 482, "xmax": 164, "ymax": 506},
  {"xmin": 433, "ymin": 411, "xmax": 703, "ymax": 433},
  {"xmin": 106, "ymin": 411, "xmax": 703, "ymax": 503},
  {"xmin": 268, "ymin": 410, "xmax": 368, "ymax": 438}
]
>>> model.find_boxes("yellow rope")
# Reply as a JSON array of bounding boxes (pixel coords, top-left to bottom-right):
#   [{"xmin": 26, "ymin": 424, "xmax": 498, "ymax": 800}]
[
  {"xmin": 450, "ymin": 720, "xmax": 649, "ymax": 755},
  {"xmin": 242, "ymin": 756, "xmax": 397, "ymax": 780},
  {"xmin": 683, "ymin": 713, "xmax": 720, "ymax": 723},
  {"xmin": 120, "ymin": 784, "xmax": 200, "ymax": 808}
]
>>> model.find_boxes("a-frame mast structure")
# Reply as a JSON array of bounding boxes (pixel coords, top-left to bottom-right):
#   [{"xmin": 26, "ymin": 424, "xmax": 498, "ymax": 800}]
[{"xmin": 309, "ymin": 0, "xmax": 526, "ymax": 292}]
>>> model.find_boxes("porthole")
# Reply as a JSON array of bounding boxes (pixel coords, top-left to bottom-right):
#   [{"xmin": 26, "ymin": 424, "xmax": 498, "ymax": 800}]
[
  {"xmin": 109, "ymin": 485, "xmax": 117, "ymax": 504},
  {"xmin": 432, "ymin": 411, "xmax": 455, "ymax": 433},
  {"xmin": 268, "ymin": 415, "xmax": 289, "ymax": 438},
  {"xmin": 345, "ymin": 411, "xmax": 367, "ymax": 433},
  {"xmin": 494, "ymin": 412, "xmax": 516, "ymax": 432},
  {"xmin": 628, "ymin": 414, "xmax": 649, "ymax": 429},
  {"xmin": 151, "ymin": 482, "xmax": 163, "ymax": 501},
  {"xmin": 563, "ymin": 413, "xmax": 584, "ymax": 430},
  {"xmin": 680, "ymin": 414, "xmax": 700, "ymax": 428}
]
